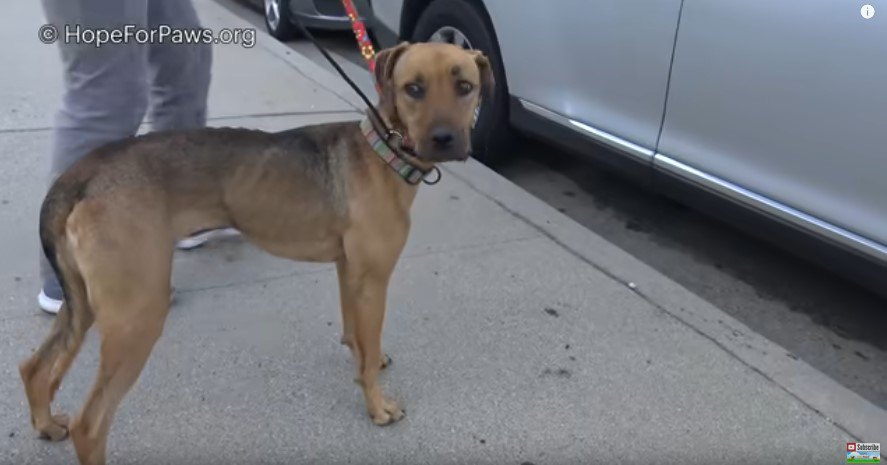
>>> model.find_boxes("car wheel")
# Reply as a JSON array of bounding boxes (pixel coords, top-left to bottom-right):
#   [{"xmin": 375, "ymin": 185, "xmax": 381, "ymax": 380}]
[
  {"xmin": 412, "ymin": 0, "xmax": 512, "ymax": 165},
  {"xmin": 264, "ymin": 0, "xmax": 299, "ymax": 40}
]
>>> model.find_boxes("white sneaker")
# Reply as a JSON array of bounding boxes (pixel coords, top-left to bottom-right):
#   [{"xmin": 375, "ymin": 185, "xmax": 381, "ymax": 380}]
[
  {"xmin": 176, "ymin": 228, "xmax": 241, "ymax": 250},
  {"xmin": 37, "ymin": 289, "xmax": 63, "ymax": 315}
]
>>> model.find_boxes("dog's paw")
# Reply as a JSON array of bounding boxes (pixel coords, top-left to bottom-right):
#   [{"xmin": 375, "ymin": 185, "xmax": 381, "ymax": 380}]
[
  {"xmin": 381, "ymin": 354, "xmax": 392, "ymax": 370},
  {"xmin": 37, "ymin": 413, "xmax": 70, "ymax": 442},
  {"xmin": 370, "ymin": 398, "xmax": 405, "ymax": 426}
]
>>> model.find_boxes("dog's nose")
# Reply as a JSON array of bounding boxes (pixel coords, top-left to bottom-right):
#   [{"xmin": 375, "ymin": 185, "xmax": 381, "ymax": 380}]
[{"xmin": 430, "ymin": 128, "xmax": 455, "ymax": 148}]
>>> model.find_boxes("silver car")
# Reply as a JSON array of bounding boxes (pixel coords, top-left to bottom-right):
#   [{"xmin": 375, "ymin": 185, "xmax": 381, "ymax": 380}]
[
  {"xmin": 254, "ymin": 0, "xmax": 371, "ymax": 39},
  {"xmin": 369, "ymin": 0, "xmax": 887, "ymax": 294}
]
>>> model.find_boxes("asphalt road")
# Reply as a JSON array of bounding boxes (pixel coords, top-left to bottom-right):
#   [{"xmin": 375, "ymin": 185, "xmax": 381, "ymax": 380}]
[{"xmin": 218, "ymin": 0, "xmax": 887, "ymax": 410}]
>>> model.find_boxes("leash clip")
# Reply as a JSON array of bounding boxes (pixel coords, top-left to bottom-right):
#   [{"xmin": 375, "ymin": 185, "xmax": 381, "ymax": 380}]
[{"xmin": 386, "ymin": 129, "xmax": 406, "ymax": 148}]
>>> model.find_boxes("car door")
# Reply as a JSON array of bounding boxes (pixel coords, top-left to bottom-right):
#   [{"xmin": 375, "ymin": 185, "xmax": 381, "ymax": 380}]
[
  {"xmin": 369, "ymin": 0, "xmax": 403, "ymax": 34},
  {"xmin": 484, "ymin": 0, "xmax": 683, "ymax": 157},
  {"xmin": 656, "ymin": 0, "xmax": 887, "ymax": 259}
]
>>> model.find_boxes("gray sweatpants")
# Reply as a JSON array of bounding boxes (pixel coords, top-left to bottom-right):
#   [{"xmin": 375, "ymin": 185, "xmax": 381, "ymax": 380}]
[{"xmin": 39, "ymin": 0, "xmax": 212, "ymax": 293}]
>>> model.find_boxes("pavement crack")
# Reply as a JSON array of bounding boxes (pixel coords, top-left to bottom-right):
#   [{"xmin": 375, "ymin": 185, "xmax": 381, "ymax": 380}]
[
  {"xmin": 176, "ymin": 266, "xmax": 334, "ymax": 294},
  {"xmin": 0, "ymin": 126, "xmax": 54, "ymax": 134},
  {"xmin": 0, "ymin": 110, "xmax": 362, "ymax": 136},
  {"xmin": 206, "ymin": 109, "xmax": 362, "ymax": 122},
  {"xmin": 176, "ymin": 235, "xmax": 542, "ymax": 294}
]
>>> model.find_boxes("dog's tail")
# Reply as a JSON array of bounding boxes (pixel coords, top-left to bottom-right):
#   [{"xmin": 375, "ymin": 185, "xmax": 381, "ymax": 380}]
[
  {"xmin": 18, "ymin": 174, "xmax": 96, "ymax": 394},
  {"xmin": 39, "ymin": 174, "xmax": 94, "ymax": 335}
]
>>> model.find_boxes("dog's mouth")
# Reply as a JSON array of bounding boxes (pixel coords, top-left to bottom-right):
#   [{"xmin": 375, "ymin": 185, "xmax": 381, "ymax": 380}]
[
  {"xmin": 416, "ymin": 136, "xmax": 471, "ymax": 163},
  {"xmin": 417, "ymin": 148, "xmax": 471, "ymax": 163}
]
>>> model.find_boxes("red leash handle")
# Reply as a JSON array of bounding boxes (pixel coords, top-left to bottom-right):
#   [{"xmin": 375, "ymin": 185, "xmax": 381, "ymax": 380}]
[{"xmin": 342, "ymin": 0, "xmax": 380, "ymax": 92}]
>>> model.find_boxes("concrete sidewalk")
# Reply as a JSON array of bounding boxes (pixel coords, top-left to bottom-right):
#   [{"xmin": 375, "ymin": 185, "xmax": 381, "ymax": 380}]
[{"xmin": 1, "ymin": 0, "xmax": 883, "ymax": 464}]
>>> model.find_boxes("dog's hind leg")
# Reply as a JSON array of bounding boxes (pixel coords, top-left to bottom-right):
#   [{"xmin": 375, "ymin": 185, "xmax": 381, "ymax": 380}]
[
  {"xmin": 20, "ymin": 248, "xmax": 94, "ymax": 442},
  {"xmin": 61, "ymin": 200, "xmax": 173, "ymax": 465},
  {"xmin": 69, "ymin": 308, "xmax": 167, "ymax": 465},
  {"xmin": 19, "ymin": 304, "xmax": 93, "ymax": 441}
]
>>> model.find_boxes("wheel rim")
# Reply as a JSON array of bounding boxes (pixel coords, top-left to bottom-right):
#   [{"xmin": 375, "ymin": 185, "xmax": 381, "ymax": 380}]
[
  {"xmin": 428, "ymin": 26, "xmax": 481, "ymax": 127},
  {"xmin": 265, "ymin": 0, "xmax": 281, "ymax": 30},
  {"xmin": 429, "ymin": 26, "xmax": 474, "ymax": 50}
]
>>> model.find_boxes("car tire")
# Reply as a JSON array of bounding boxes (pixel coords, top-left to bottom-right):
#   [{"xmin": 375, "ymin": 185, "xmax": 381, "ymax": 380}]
[
  {"xmin": 412, "ymin": 0, "xmax": 512, "ymax": 165},
  {"xmin": 264, "ymin": 0, "xmax": 299, "ymax": 41}
]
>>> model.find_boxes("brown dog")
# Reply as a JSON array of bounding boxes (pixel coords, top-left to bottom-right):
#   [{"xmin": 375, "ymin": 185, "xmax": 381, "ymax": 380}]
[{"xmin": 19, "ymin": 42, "xmax": 492, "ymax": 465}]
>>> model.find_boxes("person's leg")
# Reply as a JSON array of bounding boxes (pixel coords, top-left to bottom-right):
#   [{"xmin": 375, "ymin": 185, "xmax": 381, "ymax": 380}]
[
  {"xmin": 146, "ymin": 0, "xmax": 239, "ymax": 250},
  {"xmin": 146, "ymin": 0, "xmax": 211, "ymax": 132},
  {"xmin": 38, "ymin": 0, "xmax": 150, "ymax": 314}
]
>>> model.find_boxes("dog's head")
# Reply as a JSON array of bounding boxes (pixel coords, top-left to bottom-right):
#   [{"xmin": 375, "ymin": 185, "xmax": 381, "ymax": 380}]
[{"xmin": 374, "ymin": 42, "xmax": 494, "ymax": 162}]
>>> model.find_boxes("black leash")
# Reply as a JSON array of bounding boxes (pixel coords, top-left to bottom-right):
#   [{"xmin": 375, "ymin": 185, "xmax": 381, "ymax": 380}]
[{"xmin": 290, "ymin": 18, "xmax": 386, "ymax": 132}]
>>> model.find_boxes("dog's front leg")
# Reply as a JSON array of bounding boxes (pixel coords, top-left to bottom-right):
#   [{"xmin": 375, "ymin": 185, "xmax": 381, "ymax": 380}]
[
  {"xmin": 337, "ymin": 259, "xmax": 393, "ymax": 372},
  {"xmin": 354, "ymin": 272, "xmax": 404, "ymax": 426},
  {"xmin": 338, "ymin": 231, "xmax": 406, "ymax": 426},
  {"xmin": 336, "ymin": 259, "xmax": 361, "ymax": 362}
]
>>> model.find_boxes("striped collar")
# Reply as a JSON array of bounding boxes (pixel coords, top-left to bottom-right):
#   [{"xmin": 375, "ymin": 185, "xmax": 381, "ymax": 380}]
[{"xmin": 359, "ymin": 117, "xmax": 429, "ymax": 185}]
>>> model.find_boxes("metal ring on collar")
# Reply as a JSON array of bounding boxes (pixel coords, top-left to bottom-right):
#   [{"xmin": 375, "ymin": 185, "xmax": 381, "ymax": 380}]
[
  {"xmin": 387, "ymin": 130, "xmax": 405, "ymax": 144},
  {"xmin": 422, "ymin": 166, "xmax": 442, "ymax": 185}
]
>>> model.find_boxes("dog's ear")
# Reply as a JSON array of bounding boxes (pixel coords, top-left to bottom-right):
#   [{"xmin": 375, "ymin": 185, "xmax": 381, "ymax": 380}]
[
  {"xmin": 374, "ymin": 41, "xmax": 410, "ymax": 87},
  {"xmin": 374, "ymin": 42, "xmax": 411, "ymax": 122},
  {"xmin": 471, "ymin": 50, "xmax": 495, "ymax": 99}
]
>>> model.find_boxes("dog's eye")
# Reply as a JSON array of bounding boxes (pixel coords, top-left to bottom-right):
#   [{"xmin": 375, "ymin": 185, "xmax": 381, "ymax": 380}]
[
  {"xmin": 456, "ymin": 80, "xmax": 474, "ymax": 96},
  {"xmin": 404, "ymin": 83, "xmax": 425, "ymax": 99}
]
